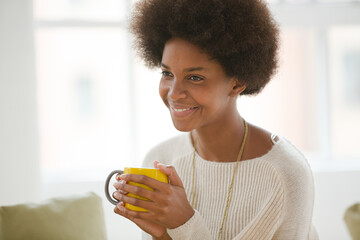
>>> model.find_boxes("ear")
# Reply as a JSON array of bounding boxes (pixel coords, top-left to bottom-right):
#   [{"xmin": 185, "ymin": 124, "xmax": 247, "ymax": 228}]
[{"xmin": 229, "ymin": 78, "xmax": 246, "ymax": 97}]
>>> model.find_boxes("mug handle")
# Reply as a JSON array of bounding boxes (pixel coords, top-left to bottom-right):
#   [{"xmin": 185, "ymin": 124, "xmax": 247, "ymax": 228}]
[{"xmin": 105, "ymin": 170, "xmax": 124, "ymax": 205}]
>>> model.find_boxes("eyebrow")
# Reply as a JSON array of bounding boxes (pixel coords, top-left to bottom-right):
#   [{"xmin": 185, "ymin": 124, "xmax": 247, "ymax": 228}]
[{"xmin": 161, "ymin": 63, "xmax": 206, "ymax": 72}]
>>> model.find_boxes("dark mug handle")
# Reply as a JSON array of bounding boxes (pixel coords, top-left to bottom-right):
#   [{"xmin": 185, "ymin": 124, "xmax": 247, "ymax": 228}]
[{"xmin": 105, "ymin": 170, "xmax": 124, "ymax": 205}]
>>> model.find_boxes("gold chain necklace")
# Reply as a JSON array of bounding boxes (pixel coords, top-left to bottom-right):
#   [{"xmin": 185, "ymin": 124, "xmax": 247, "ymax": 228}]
[{"xmin": 190, "ymin": 120, "xmax": 248, "ymax": 240}]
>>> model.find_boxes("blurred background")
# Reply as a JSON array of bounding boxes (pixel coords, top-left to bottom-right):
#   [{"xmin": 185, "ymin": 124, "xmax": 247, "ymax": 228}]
[{"xmin": 1, "ymin": 0, "xmax": 360, "ymax": 239}]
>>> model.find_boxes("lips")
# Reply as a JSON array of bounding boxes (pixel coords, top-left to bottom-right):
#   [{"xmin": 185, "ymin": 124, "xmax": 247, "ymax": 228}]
[
  {"xmin": 172, "ymin": 107, "xmax": 197, "ymax": 112},
  {"xmin": 170, "ymin": 105, "xmax": 199, "ymax": 118}
]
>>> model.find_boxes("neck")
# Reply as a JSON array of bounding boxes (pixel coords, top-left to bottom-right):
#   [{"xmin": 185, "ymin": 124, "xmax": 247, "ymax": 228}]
[{"xmin": 191, "ymin": 111, "xmax": 246, "ymax": 162}]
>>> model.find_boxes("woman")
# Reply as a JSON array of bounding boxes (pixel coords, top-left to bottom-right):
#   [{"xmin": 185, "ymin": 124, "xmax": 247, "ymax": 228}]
[{"xmin": 113, "ymin": 0, "xmax": 318, "ymax": 239}]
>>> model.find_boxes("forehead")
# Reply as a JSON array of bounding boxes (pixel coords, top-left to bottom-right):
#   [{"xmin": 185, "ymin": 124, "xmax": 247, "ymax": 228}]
[{"xmin": 161, "ymin": 38, "xmax": 217, "ymax": 69}]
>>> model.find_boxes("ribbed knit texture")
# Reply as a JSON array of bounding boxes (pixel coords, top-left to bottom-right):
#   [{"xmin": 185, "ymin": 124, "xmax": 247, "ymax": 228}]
[{"xmin": 142, "ymin": 133, "xmax": 319, "ymax": 240}]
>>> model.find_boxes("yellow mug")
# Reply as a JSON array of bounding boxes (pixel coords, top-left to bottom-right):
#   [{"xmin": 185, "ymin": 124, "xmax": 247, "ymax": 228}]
[{"xmin": 105, "ymin": 167, "xmax": 168, "ymax": 212}]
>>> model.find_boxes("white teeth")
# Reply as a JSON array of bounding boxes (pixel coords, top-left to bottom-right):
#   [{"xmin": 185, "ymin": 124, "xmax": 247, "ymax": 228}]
[
  {"xmin": 173, "ymin": 108, "xmax": 190, "ymax": 112},
  {"xmin": 172, "ymin": 107, "xmax": 195, "ymax": 112}
]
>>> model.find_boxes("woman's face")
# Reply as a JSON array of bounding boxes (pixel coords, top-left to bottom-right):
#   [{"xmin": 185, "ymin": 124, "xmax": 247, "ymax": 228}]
[{"xmin": 159, "ymin": 37, "xmax": 240, "ymax": 132}]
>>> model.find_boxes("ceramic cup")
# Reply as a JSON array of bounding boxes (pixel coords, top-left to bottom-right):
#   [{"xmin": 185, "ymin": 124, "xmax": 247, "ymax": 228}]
[{"xmin": 105, "ymin": 167, "xmax": 168, "ymax": 212}]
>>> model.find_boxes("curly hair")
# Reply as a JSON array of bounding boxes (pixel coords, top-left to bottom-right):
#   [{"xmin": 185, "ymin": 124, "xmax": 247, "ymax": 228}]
[{"xmin": 130, "ymin": 0, "xmax": 279, "ymax": 95}]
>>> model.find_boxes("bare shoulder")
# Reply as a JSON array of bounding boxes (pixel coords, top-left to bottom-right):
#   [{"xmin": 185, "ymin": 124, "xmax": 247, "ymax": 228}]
[{"xmin": 243, "ymin": 122, "xmax": 279, "ymax": 160}]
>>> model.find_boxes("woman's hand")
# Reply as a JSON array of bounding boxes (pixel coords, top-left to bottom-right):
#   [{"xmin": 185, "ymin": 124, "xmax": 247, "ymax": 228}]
[
  {"xmin": 113, "ymin": 161, "xmax": 194, "ymax": 237},
  {"xmin": 114, "ymin": 202, "xmax": 169, "ymax": 239}
]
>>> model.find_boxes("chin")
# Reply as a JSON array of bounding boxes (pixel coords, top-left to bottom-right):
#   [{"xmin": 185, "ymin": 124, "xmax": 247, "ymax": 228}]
[{"xmin": 171, "ymin": 120, "xmax": 195, "ymax": 132}]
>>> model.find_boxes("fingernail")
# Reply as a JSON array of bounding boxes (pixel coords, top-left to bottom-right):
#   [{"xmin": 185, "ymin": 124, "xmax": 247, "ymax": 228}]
[
  {"xmin": 117, "ymin": 204, "xmax": 125, "ymax": 212},
  {"xmin": 120, "ymin": 174, "xmax": 127, "ymax": 180},
  {"xmin": 114, "ymin": 191, "xmax": 121, "ymax": 199}
]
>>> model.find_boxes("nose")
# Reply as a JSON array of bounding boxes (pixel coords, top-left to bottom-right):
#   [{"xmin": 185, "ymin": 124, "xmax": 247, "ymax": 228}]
[{"xmin": 168, "ymin": 78, "xmax": 187, "ymax": 100}]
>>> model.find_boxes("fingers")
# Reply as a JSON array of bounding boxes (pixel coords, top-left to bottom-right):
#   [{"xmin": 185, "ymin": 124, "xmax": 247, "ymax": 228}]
[
  {"xmin": 120, "ymin": 174, "xmax": 169, "ymax": 192},
  {"xmin": 114, "ymin": 204, "xmax": 167, "ymax": 239},
  {"xmin": 112, "ymin": 173, "xmax": 127, "ymax": 198},
  {"xmin": 112, "ymin": 184, "xmax": 171, "ymax": 216},
  {"xmin": 114, "ymin": 202, "xmax": 153, "ymax": 221},
  {"xmin": 116, "ymin": 173, "xmax": 121, "ymax": 181},
  {"xmin": 113, "ymin": 180, "xmax": 128, "ymax": 195},
  {"xmin": 154, "ymin": 161, "xmax": 183, "ymax": 187},
  {"xmin": 118, "ymin": 193, "xmax": 154, "ymax": 211},
  {"xmin": 114, "ymin": 202, "xmax": 132, "ymax": 219},
  {"xmin": 114, "ymin": 180, "xmax": 156, "ymax": 201},
  {"xmin": 119, "ymin": 163, "xmax": 183, "ymax": 189}
]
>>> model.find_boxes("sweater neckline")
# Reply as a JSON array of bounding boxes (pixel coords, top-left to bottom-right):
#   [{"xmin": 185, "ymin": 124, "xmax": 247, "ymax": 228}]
[{"xmin": 186, "ymin": 132, "xmax": 283, "ymax": 165}]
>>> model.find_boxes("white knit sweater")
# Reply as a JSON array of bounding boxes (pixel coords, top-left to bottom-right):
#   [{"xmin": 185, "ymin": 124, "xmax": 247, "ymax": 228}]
[{"xmin": 142, "ymin": 133, "xmax": 318, "ymax": 240}]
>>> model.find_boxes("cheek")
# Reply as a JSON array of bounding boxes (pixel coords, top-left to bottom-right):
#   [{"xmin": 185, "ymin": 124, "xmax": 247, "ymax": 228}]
[
  {"xmin": 195, "ymin": 88, "xmax": 225, "ymax": 109},
  {"xmin": 159, "ymin": 79, "xmax": 169, "ymax": 103}
]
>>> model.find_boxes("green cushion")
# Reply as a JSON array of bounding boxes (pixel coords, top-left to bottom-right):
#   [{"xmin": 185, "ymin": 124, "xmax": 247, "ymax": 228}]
[
  {"xmin": 344, "ymin": 202, "xmax": 360, "ymax": 240},
  {"xmin": 0, "ymin": 192, "xmax": 107, "ymax": 240}
]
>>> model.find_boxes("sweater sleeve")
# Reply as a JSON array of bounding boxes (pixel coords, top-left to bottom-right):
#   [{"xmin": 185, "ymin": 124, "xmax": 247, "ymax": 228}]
[
  {"xmin": 167, "ymin": 210, "xmax": 213, "ymax": 240},
  {"xmin": 268, "ymin": 140, "xmax": 318, "ymax": 240},
  {"xmin": 167, "ymin": 193, "xmax": 283, "ymax": 240},
  {"xmin": 233, "ymin": 181, "xmax": 285, "ymax": 239}
]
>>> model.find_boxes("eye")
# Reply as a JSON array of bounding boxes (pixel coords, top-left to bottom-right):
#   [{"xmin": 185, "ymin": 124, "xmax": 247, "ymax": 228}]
[
  {"xmin": 161, "ymin": 70, "xmax": 173, "ymax": 78},
  {"xmin": 189, "ymin": 75, "xmax": 204, "ymax": 82}
]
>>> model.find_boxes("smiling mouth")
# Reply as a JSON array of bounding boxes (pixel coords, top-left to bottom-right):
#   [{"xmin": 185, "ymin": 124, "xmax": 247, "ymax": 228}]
[
  {"xmin": 172, "ymin": 107, "xmax": 198, "ymax": 112},
  {"xmin": 170, "ymin": 106, "xmax": 199, "ymax": 118}
]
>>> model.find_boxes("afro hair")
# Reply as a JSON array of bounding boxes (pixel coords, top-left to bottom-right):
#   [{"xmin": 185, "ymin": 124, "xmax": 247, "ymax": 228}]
[{"xmin": 130, "ymin": 0, "xmax": 279, "ymax": 95}]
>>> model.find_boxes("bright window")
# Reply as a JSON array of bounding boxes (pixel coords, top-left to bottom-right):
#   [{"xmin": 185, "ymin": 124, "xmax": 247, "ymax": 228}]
[
  {"xmin": 34, "ymin": 0, "xmax": 360, "ymax": 181},
  {"xmin": 328, "ymin": 26, "xmax": 360, "ymax": 159}
]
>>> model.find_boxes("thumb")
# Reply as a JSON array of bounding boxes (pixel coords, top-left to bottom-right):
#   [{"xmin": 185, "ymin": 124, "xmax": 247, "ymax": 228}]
[{"xmin": 154, "ymin": 161, "xmax": 183, "ymax": 187}]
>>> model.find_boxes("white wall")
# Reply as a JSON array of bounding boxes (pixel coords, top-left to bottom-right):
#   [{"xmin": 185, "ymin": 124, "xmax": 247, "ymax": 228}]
[
  {"xmin": 313, "ymin": 170, "xmax": 360, "ymax": 240},
  {"xmin": 0, "ymin": 0, "xmax": 41, "ymax": 205}
]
